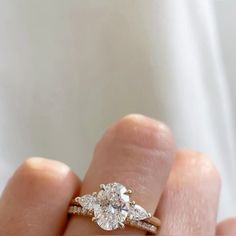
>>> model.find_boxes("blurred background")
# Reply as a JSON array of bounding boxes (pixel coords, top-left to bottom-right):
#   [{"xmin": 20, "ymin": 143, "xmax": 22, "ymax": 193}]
[{"xmin": 0, "ymin": 0, "xmax": 235, "ymax": 220}]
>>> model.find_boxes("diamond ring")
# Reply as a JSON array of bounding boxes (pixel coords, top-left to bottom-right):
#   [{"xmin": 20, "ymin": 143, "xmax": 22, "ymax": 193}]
[{"xmin": 68, "ymin": 182, "xmax": 161, "ymax": 234}]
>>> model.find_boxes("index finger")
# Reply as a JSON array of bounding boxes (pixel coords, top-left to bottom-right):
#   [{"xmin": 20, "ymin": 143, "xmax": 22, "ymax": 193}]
[{"xmin": 0, "ymin": 158, "xmax": 80, "ymax": 236}]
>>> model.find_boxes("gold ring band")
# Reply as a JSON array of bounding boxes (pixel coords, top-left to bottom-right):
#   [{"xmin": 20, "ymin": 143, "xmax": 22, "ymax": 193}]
[{"xmin": 68, "ymin": 182, "xmax": 160, "ymax": 234}]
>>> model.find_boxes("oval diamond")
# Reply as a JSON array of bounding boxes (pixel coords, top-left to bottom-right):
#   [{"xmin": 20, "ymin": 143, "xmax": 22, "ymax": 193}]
[{"xmin": 93, "ymin": 183, "xmax": 130, "ymax": 231}]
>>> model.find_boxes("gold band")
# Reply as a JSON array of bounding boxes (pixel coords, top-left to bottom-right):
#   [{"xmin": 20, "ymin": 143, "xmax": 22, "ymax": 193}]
[
  {"xmin": 68, "ymin": 205, "xmax": 160, "ymax": 234},
  {"xmin": 68, "ymin": 182, "xmax": 161, "ymax": 234}
]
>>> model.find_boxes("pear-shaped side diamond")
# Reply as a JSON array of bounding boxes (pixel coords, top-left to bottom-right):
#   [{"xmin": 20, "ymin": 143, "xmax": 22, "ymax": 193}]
[
  {"xmin": 128, "ymin": 204, "xmax": 150, "ymax": 221},
  {"xmin": 76, "ymin": 194, "xmax": 96, "ymax": 211}
]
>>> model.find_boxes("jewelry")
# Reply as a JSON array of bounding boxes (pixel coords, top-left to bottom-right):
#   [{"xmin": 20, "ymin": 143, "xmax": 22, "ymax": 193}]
[{"xmin": 68, "ymin": 182, "xmax": 160, "ymax": 234}]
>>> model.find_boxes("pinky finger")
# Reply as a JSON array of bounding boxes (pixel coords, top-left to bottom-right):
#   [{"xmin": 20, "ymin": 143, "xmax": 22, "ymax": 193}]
[
  {"xmin": 216, "ymin": 218, "xmax": 236, "ymax": 235},
  {"xmin": 156, "ymin": 150, "xmax": 221, "ymax": 236}
]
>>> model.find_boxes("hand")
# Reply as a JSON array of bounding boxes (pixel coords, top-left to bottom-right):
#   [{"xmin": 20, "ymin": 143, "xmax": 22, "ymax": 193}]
[{"xmin": 0, "ymin": 114, "xmax": 235, "ymax": 235}]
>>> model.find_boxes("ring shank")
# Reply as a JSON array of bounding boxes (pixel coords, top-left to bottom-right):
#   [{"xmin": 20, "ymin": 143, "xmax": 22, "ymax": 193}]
[
  {"xmin": 144, "ymin": 216, "xmax": 161, "ymax": 227},
  {"xmin": 68, "ymin": 205, "xmax": 160, "ymax": 234}
]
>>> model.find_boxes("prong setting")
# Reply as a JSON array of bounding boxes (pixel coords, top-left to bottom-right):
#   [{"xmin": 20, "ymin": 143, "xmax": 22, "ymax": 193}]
[
  {"xmin": 125, "ymin": 189, "xmax": 132, "ymax": 195},
  {"xmin": 119, "ymin": 222, "xmax": 125, "ymax": 229},
  {"xmin": 100, "ymin": 184, "xmax": 105, "ymax": 190},
  {"xmin": 130, "ymin": 200, "xmax": 136, "ymax": 206},
  {"xmin": 74, "ymin": 196, "xmax": 81, "ymax": 203}
]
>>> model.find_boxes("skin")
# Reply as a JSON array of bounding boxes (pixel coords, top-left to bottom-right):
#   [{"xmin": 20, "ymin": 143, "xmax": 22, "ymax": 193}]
[{"xmin": 0, "ymin": 114, "xmax": 235, "ymax": 235}]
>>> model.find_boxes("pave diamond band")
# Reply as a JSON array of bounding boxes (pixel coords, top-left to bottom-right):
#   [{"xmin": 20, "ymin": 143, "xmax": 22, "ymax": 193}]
[{"xmin": 68, "ymin": 182, "xmax": 161, "ymax": 234}]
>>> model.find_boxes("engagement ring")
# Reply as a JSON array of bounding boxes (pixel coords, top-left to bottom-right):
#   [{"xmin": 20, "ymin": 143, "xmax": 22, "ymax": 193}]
[{"xmin": 68, "ymin": 182, "xmax": 160, "ymax": 234}]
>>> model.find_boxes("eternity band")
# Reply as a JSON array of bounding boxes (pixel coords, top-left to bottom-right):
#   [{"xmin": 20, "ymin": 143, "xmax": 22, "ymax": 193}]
[{"xmin": 68, "ymin": 182, "xmax": 161, "ymax": 234}]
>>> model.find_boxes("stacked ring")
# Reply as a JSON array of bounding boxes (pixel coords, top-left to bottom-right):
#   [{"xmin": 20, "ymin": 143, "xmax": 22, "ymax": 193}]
[{"xmin": 68, "ymin": 182, "xmax": 161, "ymax": 234}]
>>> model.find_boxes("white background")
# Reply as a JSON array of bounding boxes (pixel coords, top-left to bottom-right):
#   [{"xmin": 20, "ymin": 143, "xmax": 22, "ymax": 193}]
[{"xmin": 0, "ymin": 0, "xmax": 235, "ymax": 220}]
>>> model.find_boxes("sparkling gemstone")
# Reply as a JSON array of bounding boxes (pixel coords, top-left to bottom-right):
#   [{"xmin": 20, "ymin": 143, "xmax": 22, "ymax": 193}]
[
  {"xmin": 93, "ymin": 183, "xmax": 130, "ymax": 231},
  {"xmin": 128, "ymin": 204, "xmax": 150, "ymax": 221},
  {"xmin": 77, "ymin": 194, "xmax": 96, "ymax": 211}
]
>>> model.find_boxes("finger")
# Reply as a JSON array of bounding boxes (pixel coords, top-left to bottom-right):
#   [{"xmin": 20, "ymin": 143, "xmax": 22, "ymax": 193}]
[
  {"xmin": 64, "ymin": 114, "xmax": 175, "ymax": 235},
  {"xmin": 0, "ymin": 157, "xmax": 81, "ymax": 236},
  {"xmin": 216, "ymin": 218, "xmax": 236, "ymax": 235},
  {"xmin": 156, "ymin": 150, "xmax": 221, "ymax": 236}
]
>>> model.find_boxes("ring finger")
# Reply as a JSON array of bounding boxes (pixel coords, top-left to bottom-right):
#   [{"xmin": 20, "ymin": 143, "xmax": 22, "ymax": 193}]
[{"xmin": 64, "ymin": 114, "xmax": 175, "ymax": 235}]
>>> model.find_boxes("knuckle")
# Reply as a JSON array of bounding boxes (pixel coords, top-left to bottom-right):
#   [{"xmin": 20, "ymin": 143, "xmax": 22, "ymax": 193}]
[
  {"xmin": 17, "ymin": 157, "xmax": 45, "ymax": 178},
  {"xmin": 15, "ymin": 158, "xmax": 49, "ymax": 189},
  {"xmin": 94, "ymin": 114, "xmax": 175, "ymax": 168},
  {"xmin": 177, "ymin": 149, "xmax": 221, "ymax": 185},
  {"xmin": 15, "ymin": 157, "xmax": 70, "ymax": 186},
  {"xmin": 100, "ymin": 113, "xmax": 175, "ymax": 152}
]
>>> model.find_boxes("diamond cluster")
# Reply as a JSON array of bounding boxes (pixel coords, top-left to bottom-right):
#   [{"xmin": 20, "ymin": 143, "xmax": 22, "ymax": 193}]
[{"xmin": 75, "ymin": 183, "xmax": 150, "ymax": 231}]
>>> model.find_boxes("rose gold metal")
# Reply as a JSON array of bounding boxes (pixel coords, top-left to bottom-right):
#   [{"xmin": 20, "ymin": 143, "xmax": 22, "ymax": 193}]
[
  {"xmin": 144, "ymin": 216, "xmax": 161, "ymax": 227},
  {"xmin": 68, "ymin": 205, "xmax": 160, "ymax": 234}
]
